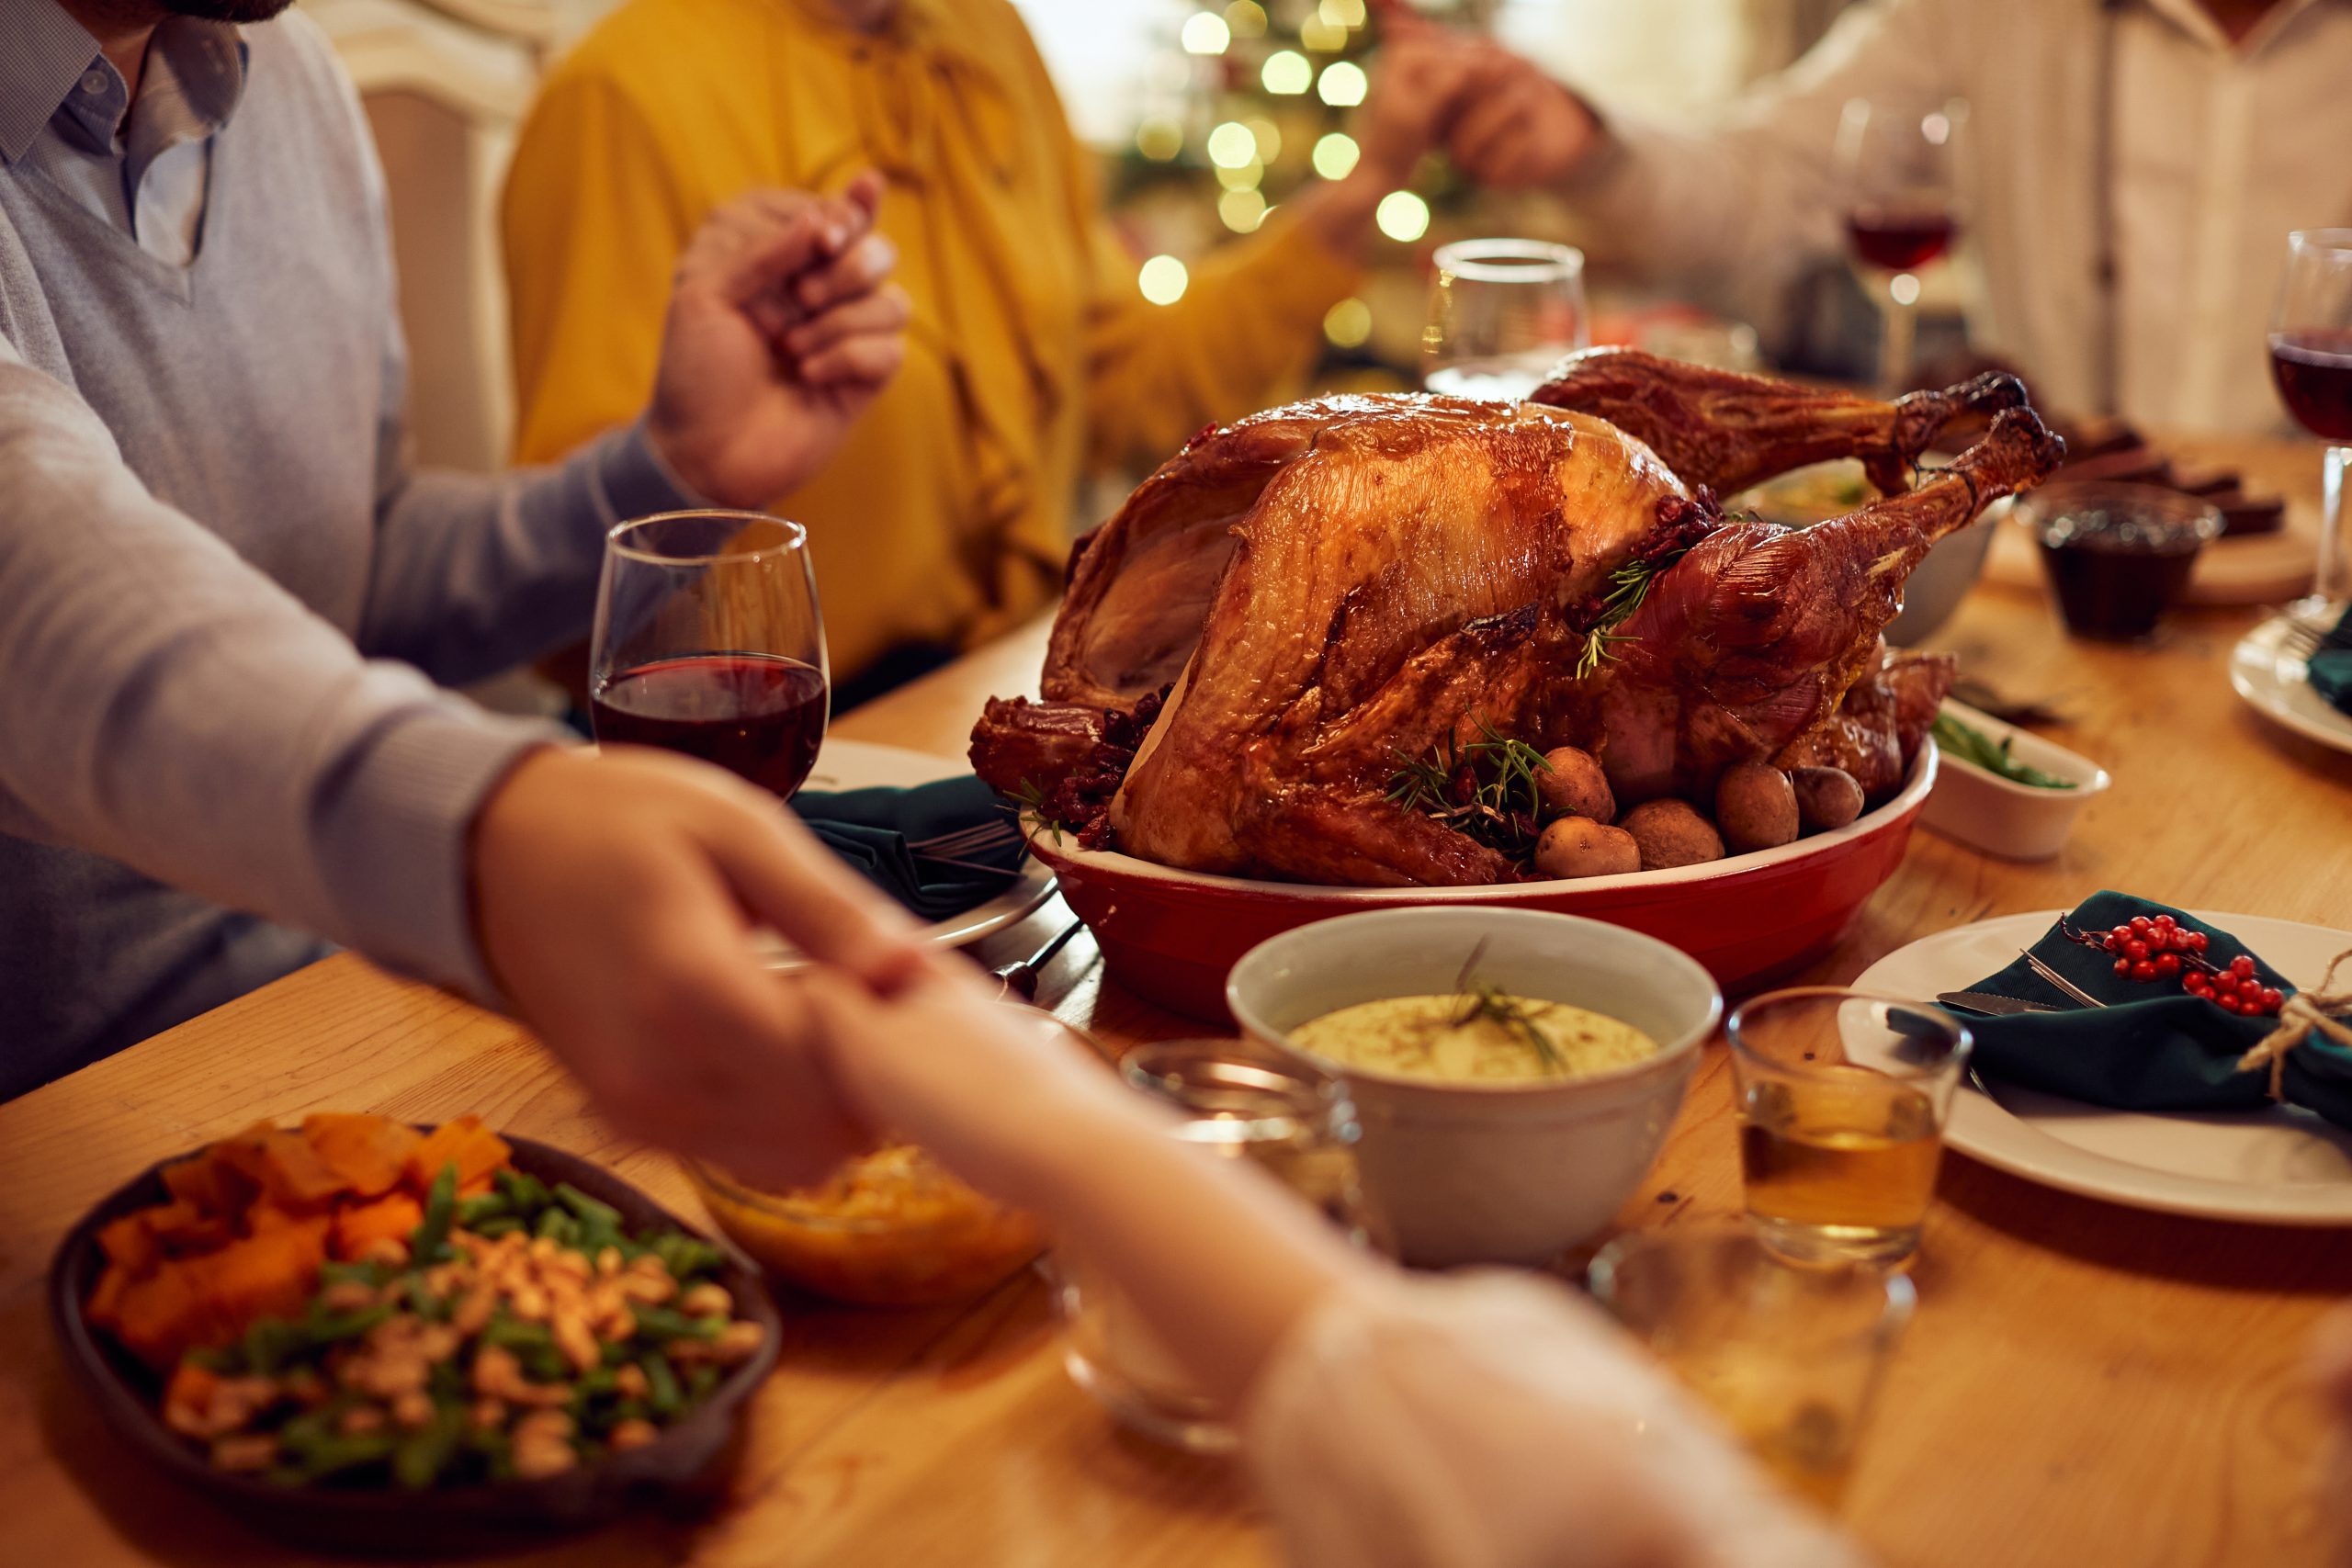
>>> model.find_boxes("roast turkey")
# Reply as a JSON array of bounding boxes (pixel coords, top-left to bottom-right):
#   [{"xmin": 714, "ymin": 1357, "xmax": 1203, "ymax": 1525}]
[{"xmin": 970, "ymin": 350, "xmax": 2063, "ymax": 886}]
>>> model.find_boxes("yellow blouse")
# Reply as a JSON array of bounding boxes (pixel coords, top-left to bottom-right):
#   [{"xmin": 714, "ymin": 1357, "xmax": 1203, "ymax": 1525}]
[{"xmin": 502, "ymin": 0, "xmax": 1361, "ymax": 682}]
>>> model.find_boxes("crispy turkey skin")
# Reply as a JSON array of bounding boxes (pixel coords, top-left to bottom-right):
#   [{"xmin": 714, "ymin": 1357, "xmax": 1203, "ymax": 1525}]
[{"xmin": 968, "ymin": 352, "xmax": 2062, "ymax": 885}]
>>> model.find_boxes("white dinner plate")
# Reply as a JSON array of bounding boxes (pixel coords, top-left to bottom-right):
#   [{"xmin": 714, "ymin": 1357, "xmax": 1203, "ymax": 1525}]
[
  {"xmin": 753, "ymin": 738, "xmax": 1052, "ymax": 969},
  {"xmin": 1852, "ymin": 909, "xmax": 2352, "ymax": 1225},
  {"xmin": 2229, "ymin": 615, "xmax": 2352, "ymax": 758}
]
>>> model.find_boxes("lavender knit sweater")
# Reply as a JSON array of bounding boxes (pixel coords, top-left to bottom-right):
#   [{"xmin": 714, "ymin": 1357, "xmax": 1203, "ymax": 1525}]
[{"xmin": 0, "ymin": 9, "xmax": 691, "ymax": 1093}]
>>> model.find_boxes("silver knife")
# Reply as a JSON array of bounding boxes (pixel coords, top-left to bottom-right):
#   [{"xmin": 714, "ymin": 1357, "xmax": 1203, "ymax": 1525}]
[{"xmin": 1937, "ymin": 989, "xmax": 2059, "ymax": 1016}]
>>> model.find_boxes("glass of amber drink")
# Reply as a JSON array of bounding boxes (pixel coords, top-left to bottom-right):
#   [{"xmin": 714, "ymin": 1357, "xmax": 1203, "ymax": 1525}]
[
  {"xmin": 1589, "ymin": 1227, "xmax": 1915, "ymax": 1511},
  {"xmin": 1727, "ymin": 988, "xmax": 1973, "ymax": 1268}
]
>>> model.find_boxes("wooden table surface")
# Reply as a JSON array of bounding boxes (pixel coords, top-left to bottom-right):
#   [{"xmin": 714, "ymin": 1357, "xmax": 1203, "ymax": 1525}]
[{"xmin": 5, "ymin": 436, "xmax": 2351, "ymax": 1568}]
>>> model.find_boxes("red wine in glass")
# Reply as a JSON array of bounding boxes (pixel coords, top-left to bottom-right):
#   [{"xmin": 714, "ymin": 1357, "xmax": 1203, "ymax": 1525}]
[
  {"xmin": 1846, "ymin": 206, "xmax": 1957, "ymax": 272},
  {"xmin": 591, "ymin": 651, "xmax": 828, "ymax": 798},
  {"xmin": 2268, "ymin": 328, "xmax": 2352, "ymax": 443}
]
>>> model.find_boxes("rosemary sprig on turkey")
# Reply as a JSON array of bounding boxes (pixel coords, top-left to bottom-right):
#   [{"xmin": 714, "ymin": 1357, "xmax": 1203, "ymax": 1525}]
[
  {"xmin": 1385, "ymin": 721, "xmax": 1554, "ymax": 863},
  {"xmin": 1576, "ymin": 542, "xmax": 1700, "ymax": 678}
]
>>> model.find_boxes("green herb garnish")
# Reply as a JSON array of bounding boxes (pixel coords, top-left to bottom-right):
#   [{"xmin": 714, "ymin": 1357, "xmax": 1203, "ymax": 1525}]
[
  {"xmin": 1385, "ymin": 719, "xmax": 1554, "ymax": 863},
  {"xmin": 1577, "ymin": 545, "xmax": 1695, "ymax": 678},
  {"xmin": 1440, "ymin": 941, "xmax": 1566, "ymax": 1075},
  {"xmin": 1007, "ymin": 778, "xmax": 1074, "ymax": 844},
  {"xmin": 1931, "ymin": 713, "xmax": 2076, "ymax": 790}
]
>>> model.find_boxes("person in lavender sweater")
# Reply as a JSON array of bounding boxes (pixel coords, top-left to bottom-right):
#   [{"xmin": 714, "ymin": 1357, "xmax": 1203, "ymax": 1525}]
[{"xmin": 0, "ymin": 0, "xmax": 934, "ymax": 1190}]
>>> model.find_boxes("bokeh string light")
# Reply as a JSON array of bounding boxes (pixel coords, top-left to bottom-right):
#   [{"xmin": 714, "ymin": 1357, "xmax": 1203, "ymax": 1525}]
[
  {"xmin": 1180, "ymin": 10, "xmax": 1228, "ymax": 55},
  {"xmin": 1374, "ymin": 190, "xmax": 1430, "ymax": 243},
  {"xmin": 1261, "ymin": 50, "xmax": 1312, "ymax": 95},
  {"xmin": 1311, "ymin": 131, "xmax": 1359, "ymax": 180},
  {"xmin": 1323, "ymin": 297, "xmax": 1374, "ymax": 348},
  {"xmin": 1317, "ymin": 60, "xmax": 1367, "ymax": 107},
  {"xmin": 1138, "ymin": 254, "xmax": 1190, "ymax": 305}
]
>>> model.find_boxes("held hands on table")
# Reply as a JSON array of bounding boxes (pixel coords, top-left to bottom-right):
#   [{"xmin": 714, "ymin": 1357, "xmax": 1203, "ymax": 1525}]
[{"xmin": 469, "ymin": 175, "xmax": 920, "ymax": 1183}]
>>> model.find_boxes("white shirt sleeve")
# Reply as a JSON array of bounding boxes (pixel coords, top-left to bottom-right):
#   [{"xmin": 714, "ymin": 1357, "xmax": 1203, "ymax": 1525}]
[{"xmin": 1241, "ymin": 1269, "xmax": 1871, "ymax": 1568}]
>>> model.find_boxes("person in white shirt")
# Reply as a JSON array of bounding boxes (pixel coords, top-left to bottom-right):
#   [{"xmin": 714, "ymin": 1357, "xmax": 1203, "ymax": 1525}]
[{"xmin": 1432, "ymin": 0, "xmax": 2351, "ymax": 433}]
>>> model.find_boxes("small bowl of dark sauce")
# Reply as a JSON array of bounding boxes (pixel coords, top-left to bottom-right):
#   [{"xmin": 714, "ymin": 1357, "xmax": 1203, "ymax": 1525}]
[{"xmin": 2019, "ymin": 481, "xmax": 2223, "ymax": 642}]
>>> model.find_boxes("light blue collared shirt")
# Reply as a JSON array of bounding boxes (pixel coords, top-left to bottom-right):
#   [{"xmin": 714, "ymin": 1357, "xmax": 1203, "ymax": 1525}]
[{"xmin": 0, "ymin": 0, "xmax": 245, "ymax": 265}]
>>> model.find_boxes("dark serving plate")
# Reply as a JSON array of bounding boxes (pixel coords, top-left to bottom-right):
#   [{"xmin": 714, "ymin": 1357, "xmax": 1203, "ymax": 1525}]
[{"xmin": 49, "ymin": 1131, "xmax": 783, "ymax": 1555}]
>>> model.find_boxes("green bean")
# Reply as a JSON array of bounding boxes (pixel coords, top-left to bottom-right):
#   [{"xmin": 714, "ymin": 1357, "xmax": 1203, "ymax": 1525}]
[
  {"xmin": 685, "ymin": 1364, "xmax": 719, "ymax": 1403},
  {"xmin": 554, "ymin": 1183, "xmax": 621, "ymax": 1229},
  {"xmin": 242, "ymin": 1316, "xmax": 306, "ymax": 1376},
  {"xmin": 642, "ymin": 1351, "xmax": 682, "ymax": 1417},
  {"xmin": 532, "ymin": 1207, "xmax": 577, "ymax": 1246},
  {"xmin": 471, "ymin": 1214, "xmax": 523, "ymax": 1239},
  {"xmin": 464, "ymin": 1425, "xmax": 514, "ymax": 1481},
  {"xmin": 301, "ymin": 1300, "xmax": 392, "ymax": 1346},
  {"xmin": 630, "ymin": 1305, "xmax": 720, "ymax": 1343},
  {"xmin": 392, "ymin": 1404, "xmax": 467, "ymax": 1489},
  {"xmin": 494, "ymin": 1168, "xmax": 551, "ymax": 1213},
  {"xmin": 284, "ymin": 1428, "xmax": 397, "ymax": 1480},
  {"xmin": 410, "ymin": 1162, "xmax": 458, "ymax": 1264},
  {"xmin": 456, "ymin": 1192, "xmax": 511, "ymax": 1227}
]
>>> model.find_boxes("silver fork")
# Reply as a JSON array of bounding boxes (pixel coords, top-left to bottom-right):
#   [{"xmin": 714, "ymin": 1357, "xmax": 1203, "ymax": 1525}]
[{"xmin": 2019, "ymin": 949, "xmax": 2108, "ymax": 1008}]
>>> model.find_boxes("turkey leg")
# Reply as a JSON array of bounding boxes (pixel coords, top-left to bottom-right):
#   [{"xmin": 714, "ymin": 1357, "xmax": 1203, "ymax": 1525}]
[
  {"xmin": 1531, "ymin": 347, "xmax": 2027, "ymax": 497},
  {"xmin": 1576, "ymin": 406, "xmax": 2064, "ymax": 803}
]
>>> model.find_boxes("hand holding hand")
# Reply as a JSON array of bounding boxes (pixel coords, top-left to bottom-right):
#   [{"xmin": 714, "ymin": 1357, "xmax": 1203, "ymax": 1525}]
[
  {"xmin": 797, "ymin": 964, "xmax": 1164, "ymax": 1206},
  {"xmin": 647, "ymin": 172, "xmax": 911, "ymax": 509},
  {"xmin": 1350, "ymin": 23, "xmax": 1496, "ymax": 189},
  {"xmin": 1442, "ymin": 48, "xmax": 1601, "ymax": 190},
  {"xmin": 469, "ymin": 745, "xmax": 931, "ymax": 1190}
]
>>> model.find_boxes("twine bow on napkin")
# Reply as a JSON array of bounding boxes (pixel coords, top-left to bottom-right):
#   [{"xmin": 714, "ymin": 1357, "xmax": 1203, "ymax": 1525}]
[{"xmin": 2236, "ymin": 949, "xmax": 2352, "ymax": 1099}]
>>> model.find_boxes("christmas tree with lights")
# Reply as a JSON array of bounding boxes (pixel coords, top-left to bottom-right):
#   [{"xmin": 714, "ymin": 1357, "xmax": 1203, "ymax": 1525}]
[{"xmin": 1107, "ymin": 0, "xmax": 1492, "ymax": 367}]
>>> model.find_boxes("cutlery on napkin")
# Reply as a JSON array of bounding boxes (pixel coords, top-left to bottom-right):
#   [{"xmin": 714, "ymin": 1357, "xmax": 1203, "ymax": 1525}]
[
  {"xmin": 792, "ymin": 776, "xmax": 1028, "ymax": 920},
  {"xmin": 1937, "ymin": 892, "xmax": 2352, "ymax": 1129}
]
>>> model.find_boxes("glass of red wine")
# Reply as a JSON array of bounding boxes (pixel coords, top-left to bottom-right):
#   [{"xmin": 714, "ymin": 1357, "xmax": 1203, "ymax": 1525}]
[
  {"xmin": 589, "ymin": 511, "xmax": 829, "ymax": 800},
  {"xmin": 2268, "ymin": 229, "xmax": 2352, "ymax": 615},
  {"xmin": 1836, "ymin": 97, "xmax": 1966, "ymax": 394}
]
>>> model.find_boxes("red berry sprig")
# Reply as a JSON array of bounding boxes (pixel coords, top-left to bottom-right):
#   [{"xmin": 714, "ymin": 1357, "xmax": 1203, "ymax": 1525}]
[{"xmin": 2062, "ymin": 914, "xmax": 2285, "ymax": 1018}]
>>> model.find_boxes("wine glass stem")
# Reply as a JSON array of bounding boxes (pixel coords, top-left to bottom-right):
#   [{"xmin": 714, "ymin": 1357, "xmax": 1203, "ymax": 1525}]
[
  {"xmin": 1877, "ymin": 284, "xmax": 1918, "ymax": 395},
  {"xmin": 2320, "ymin": 444, "xmax": 2351, "ymax": 607}
]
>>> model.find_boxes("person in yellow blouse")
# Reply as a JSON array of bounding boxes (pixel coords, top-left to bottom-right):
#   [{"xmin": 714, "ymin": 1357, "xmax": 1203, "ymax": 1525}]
[{"xmin": 502, "ymin": 0, "xmax": 1491, "ymax": 701}]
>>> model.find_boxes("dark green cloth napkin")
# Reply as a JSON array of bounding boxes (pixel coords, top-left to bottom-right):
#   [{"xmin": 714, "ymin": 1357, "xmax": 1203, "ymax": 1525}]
[
  {"xmin": 790, "ymin": 775, "xmax": 1027, "ymax": 921},
  {"xmin": 1946, "ymin": 891, "xmax": 2352, "ymax": 1131},
  {"xmin": 2308, "ymin": 605, "xmax": 2352, "ymax": 715}
]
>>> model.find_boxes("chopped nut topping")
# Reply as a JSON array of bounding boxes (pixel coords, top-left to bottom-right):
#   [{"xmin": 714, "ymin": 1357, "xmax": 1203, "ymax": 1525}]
[
  {"xmin": 209, "ymin": 1434, "xmax": 277, "ymax": 1472},
  {"xmin": 678, "ymin": 1282, "xmax": 731, "ymax": 1319},
  {"xmin": 607, "ymin": 1418, "xmax": 659, "ymax": 1454}
]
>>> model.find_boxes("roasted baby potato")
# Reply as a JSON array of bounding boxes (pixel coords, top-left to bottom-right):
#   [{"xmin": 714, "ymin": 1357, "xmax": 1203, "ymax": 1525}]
[
  {"xmin": 1619, "ymin": 799, "xmax": 1724, "ymax": 870},
  {"xmin": 1533, "ymin": 818, "xmax": 1642, "ymax": 880},
  {"xmin": 1790, "ymin": 766, "xmax": 1865, "ymax": 833},
  {"xmin": 1536, "ymin": 746, "xmax": 1616, "ymax": 824},
  {"xmin": 1714, "ymin": 762, "xmax": 1800, "ymax": 853}
]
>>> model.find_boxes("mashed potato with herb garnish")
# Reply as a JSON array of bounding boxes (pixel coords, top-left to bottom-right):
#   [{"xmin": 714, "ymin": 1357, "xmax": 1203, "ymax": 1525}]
[{"xmin": 1291, "ymin": 993, "xmax": 1660, "ymax": 1083}]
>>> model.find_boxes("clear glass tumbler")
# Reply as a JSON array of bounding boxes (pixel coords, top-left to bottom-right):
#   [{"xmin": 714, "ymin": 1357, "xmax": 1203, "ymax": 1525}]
[
  {"xmin": 1421, "ymin": 238, "xmax": 1589, "ymax": 401},
  {"xmin": 1589, "ymin": 1226, "xmax": 1916, "ymax": 1511},
  {"xmin": 1726, "ymin": 988, "xmax": 1972, "ymax": 1268},
  {"xmin": 1052, "ymin": 1040, "xmax": 1365, "ymax": 1454}
]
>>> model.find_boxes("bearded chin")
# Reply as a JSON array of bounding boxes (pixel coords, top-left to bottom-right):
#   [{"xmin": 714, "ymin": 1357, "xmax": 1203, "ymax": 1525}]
[{"xmin": 160, "ymin": 0, "xmax": 299, "ymax": 21}]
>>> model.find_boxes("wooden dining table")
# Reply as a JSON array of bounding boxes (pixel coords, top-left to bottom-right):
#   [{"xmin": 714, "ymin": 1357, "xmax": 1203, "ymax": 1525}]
[{"xmin": 4, "ymin": 434, "xmax": 2350, "ymax": 1568}]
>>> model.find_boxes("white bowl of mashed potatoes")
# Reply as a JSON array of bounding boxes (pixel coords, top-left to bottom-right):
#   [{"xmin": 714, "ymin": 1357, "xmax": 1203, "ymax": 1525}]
[{"xmin": 1227, "ymin": 908, "xmax": 1722, "ymax": 1267}]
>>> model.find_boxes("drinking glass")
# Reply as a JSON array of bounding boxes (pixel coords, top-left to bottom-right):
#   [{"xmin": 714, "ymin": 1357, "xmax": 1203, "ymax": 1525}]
[
  {"xmin": 1589, "ymin": 1226, "xmax": 1916, "ymax": 1511},
  {"xmin": 2267, "ymin": 229, "xmax": 2352, "ymax": 614},
  {"xmin": 1421, "ymin": 238, "xmax": 1589, "ymax": 400},
  {"xmin": 1836, "ymin": 97, "xmax": 1967, "ymax": 393},
  {"xmin": 1052, "ymin": 1040, "xmax": 1367, "ymax": 1454},
  {"xmin": 1726, "ymin": 988, "xmax": 1973, "ymax": 1268},
  {"xmin": 590, "ymin": 511, "xmax": 829, "ymax": 799}
]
